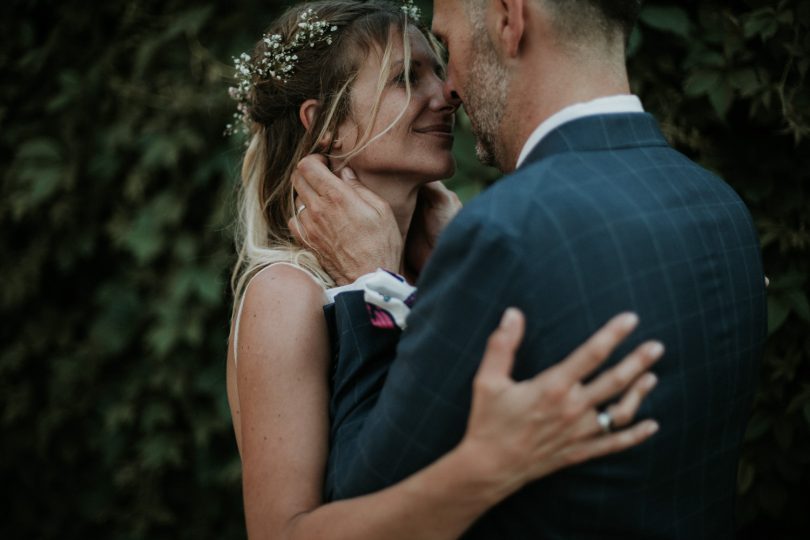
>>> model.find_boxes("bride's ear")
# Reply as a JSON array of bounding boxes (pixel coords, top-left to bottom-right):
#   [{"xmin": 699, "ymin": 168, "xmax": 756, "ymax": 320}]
[
  {"xmin": 299, "ymin": 99, "xmax": 339, "ymax": 150},
  {"xmin": 299, "ymin": 98, "xmax": 321, "ymax": 131}
]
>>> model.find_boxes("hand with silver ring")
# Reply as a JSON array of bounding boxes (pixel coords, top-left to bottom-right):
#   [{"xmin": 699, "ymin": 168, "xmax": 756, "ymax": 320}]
[
  {"xmin": 597, "ymin": 410, "xmax": 614, "ymax": 434},
  {"xmin": 463, "ymin": 311, "xmax": 664, "ymax": 495}
]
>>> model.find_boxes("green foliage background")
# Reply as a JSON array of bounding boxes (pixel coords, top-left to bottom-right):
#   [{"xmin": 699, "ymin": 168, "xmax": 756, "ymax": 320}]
[{"xmin": 2, "ymin": 0, "xmax": 807, "ymax": 538}]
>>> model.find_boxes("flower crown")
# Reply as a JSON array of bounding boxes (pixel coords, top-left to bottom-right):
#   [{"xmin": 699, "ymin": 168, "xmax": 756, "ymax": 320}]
[{"xmin": 226, "ymin": 1, "xmax": 423, "ymax": 136}]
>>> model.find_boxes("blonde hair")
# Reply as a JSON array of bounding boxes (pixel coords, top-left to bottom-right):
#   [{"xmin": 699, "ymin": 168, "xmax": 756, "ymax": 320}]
[{"xmin": 231, "ymin": 0, "xmax": 444, "ymax": 311}]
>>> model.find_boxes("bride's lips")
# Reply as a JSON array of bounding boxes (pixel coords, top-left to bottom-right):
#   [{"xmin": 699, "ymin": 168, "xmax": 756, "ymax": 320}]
[{"xmin": 413, "ymin": 124, "xmax": 454, "ymax": 139}]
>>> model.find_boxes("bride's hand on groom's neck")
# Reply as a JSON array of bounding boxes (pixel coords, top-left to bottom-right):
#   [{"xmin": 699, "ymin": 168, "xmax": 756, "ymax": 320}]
[{"xmin": 290, "ymin": 155, "xmax": 403, "ymax": 285}]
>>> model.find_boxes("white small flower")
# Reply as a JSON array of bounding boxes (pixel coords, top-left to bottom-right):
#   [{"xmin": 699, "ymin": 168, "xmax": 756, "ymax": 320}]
[{"xmin": 227, "ymin": 8, "xmax": 343, "ymax": 136}]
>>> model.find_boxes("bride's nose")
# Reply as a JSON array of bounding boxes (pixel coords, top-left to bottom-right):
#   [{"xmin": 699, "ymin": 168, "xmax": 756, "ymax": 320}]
[{"xmin": 428, "ymin": 76, "xmax": 458, "ymax": 114}]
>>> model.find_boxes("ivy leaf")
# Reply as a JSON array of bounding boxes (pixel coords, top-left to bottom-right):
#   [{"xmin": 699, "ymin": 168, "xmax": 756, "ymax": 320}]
[
  {"xmin": 121, "ymin": 211, "xmax": 165, "ymax": 264},
  {"xmin": 758, "ymin": 481, "xmax": 788, "ymax": 517},
  {"xmin": 738, "ymin": 460, "xmax": 756, "ymax": 494},
  {"xmin": 729, "ymin": 68, "xmax": 761, "ymax": 96},
  {"xmin": 745, "ymin": 413, "xmax": 773, "ymax": 441},
  {"xmin": 627, "ymin": 27, "xmax": 643, "ymax": 59},
  {"xmin": 640, "ymin": 5, "xmax": 693, "ymax": 38},
  {"xmin": 141, "ymin": 402, "xmax": 174, "ymax": 432},
  {"xmin": 685, "ymin": 70, "xmax": 721, "ymax": 97},
  {"xmin": 768, "ymin": 296, "xmax": 791, "ymax": 335},
  {"xmin": 770, "ymin": 271, "xmax": 806, "ymax": 291},
  {"xmin": 743, "ymin": 8, "xmax": 779, "ymax": 39},
  {"xmin": 139, "ymin": 434, "xmax": 183, "ymax": 471},
  {"xmin": 773, "ymin": 417, "xmax": 794, "ymax": 450},
  {"xmin": 708, "ymin": 80, "xmax": 734, "ymax": 118},
  {"xmin": 9, "ymin": 138, "xmax": 64, "ymax": 219},
  {"xmin": 786, "ymin": 290, "xmax": 810, "ymax": 323},
  {"xmin": 147, "ymin": 323, "xmax": 177, "ymax": 358}
]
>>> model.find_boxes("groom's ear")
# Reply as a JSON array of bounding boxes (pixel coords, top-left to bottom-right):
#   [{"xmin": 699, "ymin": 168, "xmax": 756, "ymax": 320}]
[{"xmin": 494, "ymin": 0, "xmax": 526, "ymax": 59}]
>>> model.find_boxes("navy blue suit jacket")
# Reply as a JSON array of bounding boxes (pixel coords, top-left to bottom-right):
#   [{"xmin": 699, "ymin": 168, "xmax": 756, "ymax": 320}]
[{"xmin": 324, "ymin": 113, "xmax": 766, "ymax": 539}]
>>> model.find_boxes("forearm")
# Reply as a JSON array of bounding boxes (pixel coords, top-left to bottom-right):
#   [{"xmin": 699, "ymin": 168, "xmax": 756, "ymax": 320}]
[{"xmin": 281, "ymin": 442, "xmax": 506, "ymax": 540}]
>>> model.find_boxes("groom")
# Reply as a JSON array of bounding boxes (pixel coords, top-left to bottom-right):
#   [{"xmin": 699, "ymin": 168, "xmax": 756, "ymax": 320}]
[{"xmin": 294, "ymin": 0, "xmax": 766, "ymax": 537}]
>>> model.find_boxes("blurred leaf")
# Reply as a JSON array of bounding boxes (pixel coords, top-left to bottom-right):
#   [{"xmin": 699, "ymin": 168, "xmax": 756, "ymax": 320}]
[
  {"xmin": 139, "ymin": 434, "xmax": 183, "ymax": 471},
  {"xmin": 729, "ymin": 68, "xmax": 760, "ymax": 96},
  {"xmin": 786, "ymin": 290, "xmax": 810, "ymax": 323},
  {"xmin": 640, "ymin": 5, "xmax": 693, "ymax": 38},
  {"xmin": 745, "ymin": 413, "xmax": 773, "ymax": 441},
  {"xmin": 773, "ymin": 417, "xmax": 794, "ymax": 449},
  {"xmin": 768, "ymin": 297, "xmax": 791, "ymax": 335},
  {"xmin": 738, "ymin": 460, "xmax": 756, "ymax": 493},
  {"xmin": 708, "ymin": 81, "xmax": 734, "ymax": 118},
  {"xmin": 743, "ymin": 8, "xmax": 778, "ymax": 39},
  {"xmin": 685, "ymin": 70, "xmax": 721, "ymax": 97},
  {"xmin": 770, "ymin": 271, "xmax": 807, "ymax": 291},
  {"xmin": 627, "ymin": 27, "xmax": 643, "ymax": 58},
  {"xmin": 141, "ymin": 402, "xmax": 175, "ymax": 431},
  {"xmin": 758, "ymin": 481, "xmax": 788, "ymax": 517}
]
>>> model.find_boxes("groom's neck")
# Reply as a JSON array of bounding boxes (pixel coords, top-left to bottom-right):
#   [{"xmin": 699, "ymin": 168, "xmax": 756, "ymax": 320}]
[{"xmin": 499, "ymin": 35, "xmax": 630, "ymax": 172}]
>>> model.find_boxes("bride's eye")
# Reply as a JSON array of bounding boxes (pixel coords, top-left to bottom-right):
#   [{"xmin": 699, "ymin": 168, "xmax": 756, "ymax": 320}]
[
  {"xmin": 434, "ymin": 63, "xmax": 446, "ymax": 80},
  {"xmin": 394, "ymin": 68, "xmax": 419, "ymax": 86}
]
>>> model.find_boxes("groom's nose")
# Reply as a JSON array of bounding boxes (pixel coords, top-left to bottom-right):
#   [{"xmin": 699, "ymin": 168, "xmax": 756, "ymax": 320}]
[{"xmin": 442, "ymin": 77, "xmax": 462, "ymax": 108}]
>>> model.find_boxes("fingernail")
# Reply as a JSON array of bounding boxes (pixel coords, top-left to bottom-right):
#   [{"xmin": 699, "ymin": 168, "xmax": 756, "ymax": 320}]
[
  {"xmin": 647, "ymin": 342, "xmax": 665, "ymax": 358},
  {"xmin": 644, "ymin": 373, "xmax": 658, "ymax": 388},
  {"xmin": 500, "ymin": 307, "xmax": 519, "ymax": 329},
  {"xmin": 647, "ymin": 421, "xmax": 660, "ymax": 435},
  {"xmin": 341, "ymin": 167, "xmax": 357, "ymax": 181},
  {"xmin": 619, "ymin": 312, "xmax": 639, "ymax": 330}
]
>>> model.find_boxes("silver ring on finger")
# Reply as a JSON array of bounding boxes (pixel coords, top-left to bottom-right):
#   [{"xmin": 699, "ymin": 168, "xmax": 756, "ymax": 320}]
[
  {"xmin": 296, "ymin": 204, "xmax": 307, "ymax": 217},
  {"xmin": 596, "ymin": 410, "xmax": 614, "ymax": 434}
]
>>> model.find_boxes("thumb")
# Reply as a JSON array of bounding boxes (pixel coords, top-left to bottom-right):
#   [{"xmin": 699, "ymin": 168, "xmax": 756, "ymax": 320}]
[
  {"xmin": 339, "ymin": 166, "xmax": 360, "ymax": 187},
  {"xmin": 341, "ymin": 166, "xmax": 387, "ymax": 207},
  {"xmin": 476, "ymin": 308, "xmax": 525, "ymax": 382}
]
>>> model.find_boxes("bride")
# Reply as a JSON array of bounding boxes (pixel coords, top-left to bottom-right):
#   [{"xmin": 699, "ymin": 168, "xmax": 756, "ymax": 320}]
[{"xmin": 225, "ymin": 1, "xmax": 662, "ymax": 538}]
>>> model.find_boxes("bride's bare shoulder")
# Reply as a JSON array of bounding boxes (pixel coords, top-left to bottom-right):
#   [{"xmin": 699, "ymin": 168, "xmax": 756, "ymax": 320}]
[{"xmin": 241, "ymin": 263, "xmax": 327, "ymax": 314}]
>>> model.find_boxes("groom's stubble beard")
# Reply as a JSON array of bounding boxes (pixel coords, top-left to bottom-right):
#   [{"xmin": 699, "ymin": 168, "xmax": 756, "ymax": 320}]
[{"xmin": 463, "ymin": 29, "xmax": 510, "ymax": 171}]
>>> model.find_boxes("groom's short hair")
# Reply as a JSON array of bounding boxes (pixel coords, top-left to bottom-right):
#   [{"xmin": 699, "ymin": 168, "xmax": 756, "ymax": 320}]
[
  {"xmin": 467, "ymin": 0, "xmax": 642, "ymax": 46},
  {"xmin": 546, "ymin": 0, "xmax": 642, "ymax": 42}
]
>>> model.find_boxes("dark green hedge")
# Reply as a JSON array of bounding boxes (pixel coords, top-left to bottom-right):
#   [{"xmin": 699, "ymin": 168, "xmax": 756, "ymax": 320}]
[{"xmin": 2, "ymin": 1, "xmax": 807, "ymax": 538}]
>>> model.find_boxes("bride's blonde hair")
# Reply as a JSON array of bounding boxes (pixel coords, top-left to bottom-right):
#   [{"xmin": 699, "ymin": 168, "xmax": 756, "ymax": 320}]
[{"xmin": 231, "ymin": 0, "xmax": 444, "ymax": 310}]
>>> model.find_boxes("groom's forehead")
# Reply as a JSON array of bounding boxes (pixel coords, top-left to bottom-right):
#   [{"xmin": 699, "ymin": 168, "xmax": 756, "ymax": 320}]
[{"xmin": 431, "ymin": 0, "xmax": 466, "ymax": 34}]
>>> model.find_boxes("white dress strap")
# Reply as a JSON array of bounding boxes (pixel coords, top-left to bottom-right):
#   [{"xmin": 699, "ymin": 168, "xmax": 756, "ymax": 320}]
[{"xmin": 232, "ymin": 262, "xmax": 327, "ymax": 368}]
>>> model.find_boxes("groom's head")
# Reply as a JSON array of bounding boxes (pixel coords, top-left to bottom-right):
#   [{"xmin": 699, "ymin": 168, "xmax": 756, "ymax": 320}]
[{"xmin": 432, "ymin": 0, "xmax": 642, "ymax": 171}]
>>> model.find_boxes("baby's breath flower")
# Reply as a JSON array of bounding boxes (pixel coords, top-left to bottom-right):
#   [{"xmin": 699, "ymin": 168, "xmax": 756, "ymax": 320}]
[
  {"xmin": 401, "ymin": 0, "xmax": 421, "ymax": 21},
  {"xmin": 225, "ymin": 8, "xmax": 340, "ymax": 136},
  {"xmin": 226, "ymin": 2, "xmax": 421, "ymax": 137}
]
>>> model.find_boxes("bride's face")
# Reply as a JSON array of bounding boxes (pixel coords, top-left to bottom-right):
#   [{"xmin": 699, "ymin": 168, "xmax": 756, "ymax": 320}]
[{"xmin": 335, "ymin": 28, "xmax": 456, "ymax": 182}]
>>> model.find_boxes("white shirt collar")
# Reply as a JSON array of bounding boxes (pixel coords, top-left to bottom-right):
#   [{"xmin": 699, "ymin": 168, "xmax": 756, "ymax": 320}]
[{"xmin": 515, "ymin": 94, "xmax": 645, "ymax": 169}]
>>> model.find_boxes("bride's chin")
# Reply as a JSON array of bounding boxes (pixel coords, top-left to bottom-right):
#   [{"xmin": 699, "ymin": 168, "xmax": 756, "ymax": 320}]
[
  {"xmin": 437, "ymin": 161, "xmax": 456, "ymax": 181},
  {"xmin": 417, "ymin": 169, "xmax": 454, "ymax": 185},
  {"xmin": 438, "ymin": 165, "xmax": 456, "ymax": 182},
  {"xmin": 421, "ymin": 158, "xmax": 456, "ymax": 183}
]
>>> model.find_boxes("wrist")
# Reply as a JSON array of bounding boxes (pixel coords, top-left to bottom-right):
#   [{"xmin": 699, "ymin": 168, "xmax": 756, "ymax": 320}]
[{"xmin": 450, "ymin": 438, "xmax": 525, "ymax": 507}]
